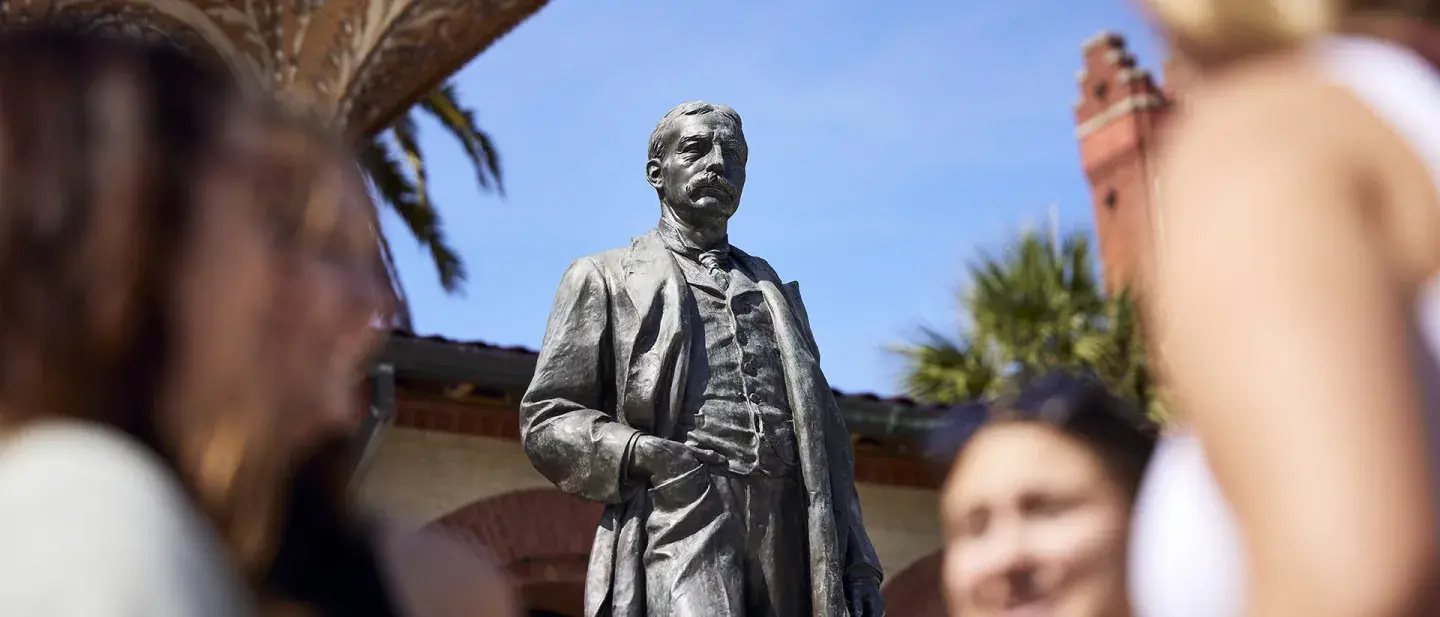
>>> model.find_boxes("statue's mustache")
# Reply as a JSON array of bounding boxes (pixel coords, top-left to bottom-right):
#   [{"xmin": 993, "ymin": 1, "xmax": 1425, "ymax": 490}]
[{"xmin": 684, "ymin": 174, "xmax": 736, "ymax": 201}]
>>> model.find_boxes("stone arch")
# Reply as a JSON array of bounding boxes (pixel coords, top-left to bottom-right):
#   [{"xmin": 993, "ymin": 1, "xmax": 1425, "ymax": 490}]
[
  {"xmin": 428, "ymin": 488, "xmax": 602, "ymax": 617},
  {"xmin": 883, "ymin": 550, "xmax": 945, "ymax": 617}
]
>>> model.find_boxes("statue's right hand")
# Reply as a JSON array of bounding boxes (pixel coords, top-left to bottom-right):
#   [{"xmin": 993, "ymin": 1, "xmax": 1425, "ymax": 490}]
[{"xmin": 632, "ymin": 435, "xmax": 723, "ymax": 485}]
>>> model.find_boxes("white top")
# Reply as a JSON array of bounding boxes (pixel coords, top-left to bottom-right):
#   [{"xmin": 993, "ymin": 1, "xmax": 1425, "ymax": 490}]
[
  {"xmin": 0, "ymin": 420, "xmax": 255, "ymax": 616},
  {"xmin": 1128, "ymin": 35, "xmax": 1440, "ymax": 617}
]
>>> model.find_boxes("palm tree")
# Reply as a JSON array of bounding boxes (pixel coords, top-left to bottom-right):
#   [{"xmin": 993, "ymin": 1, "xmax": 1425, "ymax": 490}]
[
  {"xmin": 896, "ymin": 329, "xmax": 1001, "ymax": 404},
  {"xmin": 964, "ymin": 229, "xmax": 1107, "ymax": 380},
  {"xmin": 894, "ymin": 227, "xmax": 1158, "ymax": 415},
  {"xmin": 359, "ymin": 81, "xmax": 503, "ymax": 327}
]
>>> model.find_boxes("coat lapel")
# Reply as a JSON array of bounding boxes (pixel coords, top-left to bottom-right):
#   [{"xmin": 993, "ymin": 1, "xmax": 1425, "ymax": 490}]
[
  {"xmin": 736, "ymin": 250, "xmax": 819, "ymax": 359},
  {"xmin": 620, "ymin": 231, "xmax": 673, "ymax": 323},
  {"xmin": 619, "ymin": 230, "xmax": 691, "ymax": 436},
  {"xmin": 782, "ymin": 281, "xmax": 822, "ymax": 358},
  {"xmin": 736, "ymin": 250, "xmax": 848, "ymax": 616}
]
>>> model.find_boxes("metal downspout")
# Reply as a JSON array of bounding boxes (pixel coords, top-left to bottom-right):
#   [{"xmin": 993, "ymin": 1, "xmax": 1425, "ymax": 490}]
[{"xmin": 351, "ymin": 363, "xmax": 396, "ymax": 489}]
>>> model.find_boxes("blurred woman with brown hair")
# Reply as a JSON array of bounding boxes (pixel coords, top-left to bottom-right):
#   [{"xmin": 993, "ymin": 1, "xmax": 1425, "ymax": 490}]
[
  {"xmin": 0, "ymin": 27, "xmax": 514, "ymax": 617},
  {"xmin": 1129, "ymin": 1, "xmax": 1440, "ymax": 617},
  {"xmin": 937, "ymin": 373, "xmax": 1157, "ymax": 617}
]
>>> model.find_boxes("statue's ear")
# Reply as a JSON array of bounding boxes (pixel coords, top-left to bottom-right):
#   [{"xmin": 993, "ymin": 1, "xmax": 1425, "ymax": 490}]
[{"xmin": 645, "ymin": 158, "xmax": 663, "ymax": 190}]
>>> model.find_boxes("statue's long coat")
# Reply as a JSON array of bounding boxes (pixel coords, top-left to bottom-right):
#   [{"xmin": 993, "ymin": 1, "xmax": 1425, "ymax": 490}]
[{"xmin": 520, "ymin": 230, "xmax": 883, "ymax": 617}]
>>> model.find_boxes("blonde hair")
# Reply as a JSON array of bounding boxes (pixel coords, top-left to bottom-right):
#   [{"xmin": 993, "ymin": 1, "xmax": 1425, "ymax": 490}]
[{"xmin": 1148, "ymin": 0, "xmax": 1439, "ymax": 66}]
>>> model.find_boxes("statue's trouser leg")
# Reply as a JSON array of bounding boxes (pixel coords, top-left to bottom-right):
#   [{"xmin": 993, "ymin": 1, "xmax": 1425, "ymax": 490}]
[
  {"xmin": 712, "ymin": 470, "xmax": 813, "ymax": 617},
  {"xmin": 642, "ymin": 464, "xmax": 744, "ymax": 616}
]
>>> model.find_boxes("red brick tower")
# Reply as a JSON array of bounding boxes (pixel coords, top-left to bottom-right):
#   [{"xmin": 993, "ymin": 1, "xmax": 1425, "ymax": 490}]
[{"xmin": 1074, "ymin": 32, "xmax": 1174, "ymax": 294}]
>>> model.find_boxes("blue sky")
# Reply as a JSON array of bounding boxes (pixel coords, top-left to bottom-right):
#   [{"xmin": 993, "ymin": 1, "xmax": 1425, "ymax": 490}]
[{"xmin": 382, "ymin": 0, "xmax": 1165, "ymax": 396}]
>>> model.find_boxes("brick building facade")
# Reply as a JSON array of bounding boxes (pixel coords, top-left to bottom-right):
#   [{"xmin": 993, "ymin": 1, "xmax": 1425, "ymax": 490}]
[
  {"xmin": 354, "ymin": 331, "xmax": 957, "ymax": 617},
  {"xmin": 1075, "ymin": 32, "xmax": 1190, "ymax": 411},
  {"xmin": 1074, "ymin": 32, "xmax": 1181, "ymax": 294}
]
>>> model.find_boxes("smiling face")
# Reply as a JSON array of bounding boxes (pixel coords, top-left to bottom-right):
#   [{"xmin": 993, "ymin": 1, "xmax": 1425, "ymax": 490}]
[
  {"xmin": 940, "ymin": 423, "xmax": 1134, "ymax": 617},
  {"xmin": 647, "ymin": 109, "xmax": 748, "ymax": 227}
]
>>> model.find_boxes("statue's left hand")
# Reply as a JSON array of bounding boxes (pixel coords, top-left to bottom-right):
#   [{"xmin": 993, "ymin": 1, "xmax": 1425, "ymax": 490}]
[{"xmin": 845, "ymin": 576, "xmax": 885, "ymax": 617}]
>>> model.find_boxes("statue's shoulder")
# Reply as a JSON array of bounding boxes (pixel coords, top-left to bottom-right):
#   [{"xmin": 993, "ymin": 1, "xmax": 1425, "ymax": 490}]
[
  {"xmin": 582, "ymin": 230, "xmax": 665, "ymax": 272},
  {"xmin": 560, "ymin": 239, "xmax": 642, "ymax": 290},
  {"xmin": 579, "ymin": 244, "xmax": 631, "ymax": 275},
  {"xmin": 733, "ymin": 246, "xmax": 784, "ymax": 282}
]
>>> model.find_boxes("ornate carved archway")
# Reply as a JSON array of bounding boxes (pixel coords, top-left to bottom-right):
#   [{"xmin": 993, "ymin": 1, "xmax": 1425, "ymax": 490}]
[
  {"xmin": 883, "ymin": 550, "xmax": 945, "ymax": 617},
  {"xmin": 428, "ymin": 488, "xmax": 601, "ymax": 617}
]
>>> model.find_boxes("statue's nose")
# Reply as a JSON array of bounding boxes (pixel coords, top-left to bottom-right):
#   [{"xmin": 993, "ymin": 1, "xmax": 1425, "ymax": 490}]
[{"xmin": 702, "ymin": 149, "xmax": 726, "ymax": 172}]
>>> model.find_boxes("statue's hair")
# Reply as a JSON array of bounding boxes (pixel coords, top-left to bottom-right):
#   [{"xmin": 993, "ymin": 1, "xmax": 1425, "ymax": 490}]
[
  {"xmin": 646, "ymin": 100, "xmax": 743, "ymax": 161},
  {"xmin": 1149, "ymin": 0, "xmax": 1440, "ymax": 67}
]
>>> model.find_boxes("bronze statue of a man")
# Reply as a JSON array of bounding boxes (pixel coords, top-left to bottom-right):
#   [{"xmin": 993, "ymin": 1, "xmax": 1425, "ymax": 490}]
[{"xmin": 520, "ymin": 101, "xmax": 884, "ymax": 617}]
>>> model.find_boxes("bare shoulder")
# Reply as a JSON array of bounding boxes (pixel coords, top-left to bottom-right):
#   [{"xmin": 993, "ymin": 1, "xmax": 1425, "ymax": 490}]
[
  {"xmin": 1164, "ymin": 62, "xmax": 1369, "ymax": 184},
  {"xmin": 1154, "ymin": 62, "xmax": 1373, "ymax": 258},
  {"xmin": 1159, "ymin": 56, "xmax": 1440, "ymax": 285},
  {"xmin": 378, "ymin": 523, "xmax": 519, "ymax": 617}
]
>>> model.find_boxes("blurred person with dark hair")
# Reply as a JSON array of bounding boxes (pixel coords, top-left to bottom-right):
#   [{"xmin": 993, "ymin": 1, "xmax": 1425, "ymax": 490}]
[
  {"xmin": 937, "ymin": 373, "xmax": 1157, "ymax": 617},
  {"xmin": 1128, "ymin": 1, "xmax": 1440, "ymax": 616},
  {"xmin": 0, "ymin": 27, "xmax": 515, "ymax": 617}
]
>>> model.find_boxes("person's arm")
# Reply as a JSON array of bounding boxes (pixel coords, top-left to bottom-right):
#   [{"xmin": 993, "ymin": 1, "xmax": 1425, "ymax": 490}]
[
  {"xmin": 1154, "ymin": 89, "xmax": 1438, "ymax": 617},
  {"xmin": 520, "ymin": 257, "xmax": 641, "ymax": 504},
  {"xmin": 0, "ymin": 423, "xmax": 252, "ymax": 617}
]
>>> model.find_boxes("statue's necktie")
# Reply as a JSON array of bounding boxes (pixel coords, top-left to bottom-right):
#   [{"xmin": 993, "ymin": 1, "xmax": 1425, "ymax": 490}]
[{"xmin": 698, "ymin": 249, "xmax": 731, "ymax": 289}]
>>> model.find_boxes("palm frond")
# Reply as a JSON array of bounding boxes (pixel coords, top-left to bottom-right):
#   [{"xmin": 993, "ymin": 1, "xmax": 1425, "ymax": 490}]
[
  {"xmin": 891, "ymin": 328, "xmax": 1000, "ymax": 404},
  {"xmin": 899, "ymin": 225, "xmax": 1160, "ymax": 415},
  {"xmin": 353, "ymin": 80, "xmax": 503, "ymax": 297},
  {"xmin": 392, "ymin": 114, "xmax": 428, "ymax": 201},
  {"xmin": 359, "ymin": 131, "xmax": 467, "ymax": 292},
  {"xmin": 375, "ymin": 230, "xmax": 414, "ymax": 330},
  {"xmin": 420, "ymin": 81, "xmax": 504, "ymax": 195}
]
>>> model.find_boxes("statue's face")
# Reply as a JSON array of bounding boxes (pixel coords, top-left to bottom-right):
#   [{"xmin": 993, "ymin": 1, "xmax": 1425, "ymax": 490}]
[{"xmin": 648, "ymin": 112, "xmax": 747, "ymax": 226}]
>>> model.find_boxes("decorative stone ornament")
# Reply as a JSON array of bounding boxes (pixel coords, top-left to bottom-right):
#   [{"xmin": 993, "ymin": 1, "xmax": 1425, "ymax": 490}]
[{"xmin": 0, "ymin": 0, "xmax": 548, "ymax": 138}]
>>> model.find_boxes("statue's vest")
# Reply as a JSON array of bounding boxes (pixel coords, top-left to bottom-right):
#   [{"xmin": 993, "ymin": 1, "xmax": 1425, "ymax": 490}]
[{"xmin": 673, "ymin": 255, "xmax": 799, "ymax": 477}]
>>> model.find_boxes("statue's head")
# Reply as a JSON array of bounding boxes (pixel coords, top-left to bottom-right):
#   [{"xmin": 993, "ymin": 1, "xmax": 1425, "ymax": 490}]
[{"xmin": 646, "ymin": 101, "xmax": 747, "ymax": 226}]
